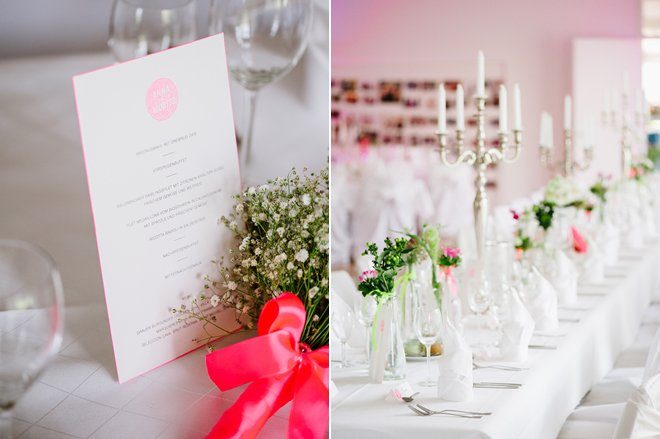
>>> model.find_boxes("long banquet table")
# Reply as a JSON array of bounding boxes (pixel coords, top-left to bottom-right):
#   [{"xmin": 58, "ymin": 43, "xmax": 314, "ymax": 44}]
[{"xmin": 331, "ymin": 241, "xmax": 660, "ymax": 439}]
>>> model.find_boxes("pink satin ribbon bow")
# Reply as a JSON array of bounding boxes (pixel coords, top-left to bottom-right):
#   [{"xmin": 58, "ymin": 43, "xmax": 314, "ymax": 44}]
[
  {"xmin": 205, "ymin": 292, "xmax": 329, "ymax": 439},
  {"xmin": 441, "ymin": 266, "xmax": 458, "ymax": 297},
  {"xmin": 571, "ymin": 226, "xmax": 588, "ymax": 254}
]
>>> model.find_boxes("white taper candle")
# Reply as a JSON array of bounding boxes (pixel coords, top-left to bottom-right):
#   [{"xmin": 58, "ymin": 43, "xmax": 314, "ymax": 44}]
[
  {"xmin": 547, "ymin": 114, "xmax": 554, "ymax": 149},
  {"xmin": 513, "ymin": 83, "xmax": 522, "ymax": 130},
  {"xmin": 477, "ymin": 51, "xmax": 485, "ymax": 96},
  {"xmin": 499, "ymin": 85, "xmax": 507, "ymax": 132},
  {"xmin": 564, "ymin": 94, "xmax": 572, "ymax": 130},
  {"xmin": 456, "ymin": 84, "xmax": 465, "ymax": 130},
  {"xmin": 438, "ymin": 83, "xmax": 446, "ymax": 133}
]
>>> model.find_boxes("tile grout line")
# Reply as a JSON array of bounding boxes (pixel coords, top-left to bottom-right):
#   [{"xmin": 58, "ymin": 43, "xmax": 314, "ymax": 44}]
[{"xmin": 25, "ymin": 363, "xmax": 104, "ymax": 437}]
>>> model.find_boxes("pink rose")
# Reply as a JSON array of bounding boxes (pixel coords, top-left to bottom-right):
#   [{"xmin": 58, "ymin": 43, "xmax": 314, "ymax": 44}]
[
  {"xmin": 443, "ymin": 247, "xmax": 461, "ymax": 259},
  {"xmin": 358, "ymin": 269, "xmax": 378, "ymax": 282}
]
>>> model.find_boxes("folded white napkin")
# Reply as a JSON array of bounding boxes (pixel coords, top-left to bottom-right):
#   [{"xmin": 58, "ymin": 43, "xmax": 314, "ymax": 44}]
[
  {"xmin": 576, "ymin": 249, "xmax": 606, "ymax": 284},
  {"xmin": 385, "ymin": 381, "xmax": 415, "ymax": 402},
  {"xmin": 499, "ymin": 287, "xmax": 535, "ymax": 362},
  {"xmin": 545, "ymin": 249, "xmax": 578, "ymax": 305},
  {"xmin": 596, "ymin": 220, "xmax": 620, "ymax": 266},
  {"xmin": 612, "ymin": 373, "xmax": 660, "ymax": 438},
  {"xmin": 330, "ymin": 380, "xmax": 339, "ymax": 400},
  {"xmin": 624, "ymin": 214, "xmax": 645, "ymax": 250},
  {"xmin": 643, "ymin": 328, "xmax": 660, "ymax": 383},
  {"xmin": 519, "ymin": 264, "xmax": 559, "ymax": 332},
  {"xmin": 437, "ymin": 321, "xmax": 473, "ymax": 402}
]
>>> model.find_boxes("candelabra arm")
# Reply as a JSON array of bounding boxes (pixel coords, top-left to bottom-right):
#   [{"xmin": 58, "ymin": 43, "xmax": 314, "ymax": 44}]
[
  {"xmin": 437, "ymin": 130, "xmax": 476, "ymax": 166},
  {"xmin": 574, "ymin": 146, "xmax": 594, "ymax": 171},
  {"xmin": 498, "ymin": 130, "xmax": 523, "ymax": 163}
]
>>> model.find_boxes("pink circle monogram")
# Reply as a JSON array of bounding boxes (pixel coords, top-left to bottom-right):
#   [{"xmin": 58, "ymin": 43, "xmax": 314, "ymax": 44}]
[{"xmin": 146, "ymin": 78, "xmax": 178, "ymax": 121}]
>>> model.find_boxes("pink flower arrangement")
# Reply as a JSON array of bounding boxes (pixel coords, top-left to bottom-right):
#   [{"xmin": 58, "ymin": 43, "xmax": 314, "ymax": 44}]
[
  {"xmin": 358, "ymin": 269, "xmax": 378, "ymax": 283},
  {"xmin": 438, "ymin": 246, "xmax": 462, "ymax": 268},
  {"xmin": 443, "ymin": 247, "xmax": 461, "ymax": 259}
]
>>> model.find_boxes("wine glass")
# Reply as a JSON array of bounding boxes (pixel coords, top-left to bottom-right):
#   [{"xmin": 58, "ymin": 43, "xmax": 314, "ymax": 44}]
[
  {"xmin": 209, "ymin": 0, "xmax": 314, "ymax": 168},
  {"xmin": 331, "ymin": 307, "xmax": 354, "ymax": 368},
  {"xmin": 413, "ymin": 296, "xmax": 442, "ymax": 387},
  {"xmin": 108, "ymin": 0, "xmax": 197, "ymax": 62},
  {"xmin": 0, "ymin": 240, "xmax": 64, "ymax": 438},
  {"xmin": 355, "ymin": 295, "xmax": 377, "ymax": 364}
]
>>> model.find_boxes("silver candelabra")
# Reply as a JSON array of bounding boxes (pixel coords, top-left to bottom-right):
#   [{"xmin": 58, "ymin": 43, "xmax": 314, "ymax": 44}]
[
  {"xmin": 603, "ymin": 91, "xmax": 643, "ymax": 178},
  {"xmin": 437, "ymin": 95, "xmax": 522, "ymax": 258},
  {"xmin": 539, "ymin": 128, "xmax": 593, "ymax": 177}
]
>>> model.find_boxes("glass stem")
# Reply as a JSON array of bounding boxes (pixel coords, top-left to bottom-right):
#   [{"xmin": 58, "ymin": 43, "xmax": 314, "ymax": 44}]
[
  {"xmin": 365, "ymin": 326, "xmax": 371, "ymax": 363},
  {"xmin": 0, "ymin": 408, "xmax": 13, "ymax": 439},
  {"xmin": 239, "ymin": 89, "xmax": 258, "ymax": 168},
  {"xmin": 426, "ymin": 344, "xmax": 432, "ymax": 383},
  {"xmin": 341, "ymin": 341, "xmax": 348, "ymax": 367}
]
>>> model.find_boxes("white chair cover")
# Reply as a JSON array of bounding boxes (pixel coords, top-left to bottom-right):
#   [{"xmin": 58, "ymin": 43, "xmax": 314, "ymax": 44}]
[{"xmin": 612, "ymin": 373, "xmax": 660, "ymax": 438}]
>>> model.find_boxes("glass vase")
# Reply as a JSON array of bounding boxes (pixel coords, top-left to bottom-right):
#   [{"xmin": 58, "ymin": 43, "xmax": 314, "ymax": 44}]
[{"xmin": 369, "ymin": 294, "xmax": 406, "ymax": 382}]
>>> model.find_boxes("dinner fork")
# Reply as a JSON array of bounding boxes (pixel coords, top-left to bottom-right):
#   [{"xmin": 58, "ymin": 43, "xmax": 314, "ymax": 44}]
[
  {"xmin": 472, "ymin": 362, "xmax": 528, "ymax": 371},
  {"xmin": 414, "ymin": 404, "xmax": 492, "ymax": 416},
  {"xmin": 407, "ymin": 404, "xmax": 483, "ymax": 418}
]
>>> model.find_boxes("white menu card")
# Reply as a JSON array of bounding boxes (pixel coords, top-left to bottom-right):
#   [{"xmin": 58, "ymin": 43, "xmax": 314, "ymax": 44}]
[{"xmin": 73, "ymin": 34, "xmax": 241, "ymax": 382}]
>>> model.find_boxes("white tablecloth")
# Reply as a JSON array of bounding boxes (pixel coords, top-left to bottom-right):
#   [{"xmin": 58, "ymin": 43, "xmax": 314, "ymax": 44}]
[
  {"xmin": 331, "ymin": 242, "xmax": 660, "ymax": 439},
  {"xmin": 0, "ymin": 49, "xmax": 325, "ymax": 437}
]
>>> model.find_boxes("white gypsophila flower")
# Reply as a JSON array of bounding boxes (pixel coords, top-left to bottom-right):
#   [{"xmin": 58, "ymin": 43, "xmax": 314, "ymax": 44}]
[
  {"xmin": 301, "ymin": 194, "xmax": 311, "ymax": 206},
  {"xmin": 309, "ymin": 286, "xmax": 319, "ymax": 298},
  {"xmin": 227, "ymin": 281, "xmax": 237, "ymax": 291},
  {"xmin": 301, "ymin": 230, "xmax": 310, "ymax": 238},
  {"xmin": 248, "ymin": 187, "xmax": 256, "ymax": 195},
  {"xmin": 273, "ymin": 213, "xmax": 280, "ymax": 221},
  {"xmin": 295, "ymin": 249, "xmax": 309, "ymax": 263},
  {"xmin": 287, "ymin": 261, "xmax": 295, "ymax": 270},
  {"xmin": 297, "ymin": 269, "xmax": 303, "ymax": 278},
  {"xmin": 279, "ymin": 200, "xmax": 288, "ymax": 209},
  {"xmin": 312, "ymin": 315, "xmax": 320, "ymax": 322},
  {"xmin": 250, "ymin": 259, "xmax": 257, "ymax": 267},
  {"xmin": 254, "ymin": 248, "xmax": 262, "ymax": 256},
  {"xmin": 289, "ymin": 209, "xmax": 298, "ymax": 218},
  {"xmin": 321, "ymin": 278, "xmax": 328, "ymax": 286},
  {"xmin": 277, "ymin": 227, "xmax": 285, "ymax": 237},
  {"xmin": 258, "ymin": 213, "xmax": 266, "ymax": 221},
  {"xmin": 210, "ymin": 294, "xmax": 221, "ymax": 307},
  {"xmin": 235, "ymin": 203, "xmax": 244, "ymax": 213}
]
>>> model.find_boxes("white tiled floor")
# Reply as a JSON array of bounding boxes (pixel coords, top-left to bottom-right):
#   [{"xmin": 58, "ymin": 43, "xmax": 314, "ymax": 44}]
[{"xmin": 10, "ymin": 305, "xmax": 289, "ymax": 438}]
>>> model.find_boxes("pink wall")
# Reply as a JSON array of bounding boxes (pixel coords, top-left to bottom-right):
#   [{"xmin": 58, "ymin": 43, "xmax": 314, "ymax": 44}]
[{"xmin": 332, "ymin": 0, "xmax": 641, "ymax": 203}]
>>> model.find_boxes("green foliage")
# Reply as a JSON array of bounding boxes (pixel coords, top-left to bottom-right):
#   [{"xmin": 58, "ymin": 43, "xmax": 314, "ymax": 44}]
[
  {"xmin": 533, "ymin": 200, "xmax": 555, "ymax": 231},
  {"xmin": 589, "ymin": 180, "xmax": 608, "ymax": 203},
  {"xmin": 358, "ymin": 237, "xmax": 413, "ymax": 299}
]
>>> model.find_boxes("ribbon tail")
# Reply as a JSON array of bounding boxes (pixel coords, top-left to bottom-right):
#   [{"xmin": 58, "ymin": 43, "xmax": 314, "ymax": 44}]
[
  {"xmin": 206, "ymin": 371, "xmax": 296, "ymax": 439},
  {"xmin": 287, "ymin": 360, "xmax": 329, "ymax": 439}
]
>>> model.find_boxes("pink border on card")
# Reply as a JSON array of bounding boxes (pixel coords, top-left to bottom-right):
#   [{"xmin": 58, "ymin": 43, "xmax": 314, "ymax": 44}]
[{"xmin": 72, "ymin": 32, "xmax": 243, "ymax": 383}]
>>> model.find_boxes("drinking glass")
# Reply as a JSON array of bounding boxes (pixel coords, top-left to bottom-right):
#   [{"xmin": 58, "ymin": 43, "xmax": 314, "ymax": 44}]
[
  {"xmin": 0, "ymin": 241, "xmax": 64, "ymax": 438},
  {"xmin": 413, "ymin": 296, "xmax": 442, "ymax": 387},
  {"xmin": 355, "ymin": 295, "xmax": 377, "ymax": 364},
  {"xmin": 331, "ymin": 307, "xmax": 354, "ymax": 368},
  {"xmin": 209, "ymin": 0, "xmax": 314, "ymax": 167},
  {"xmin": 108, "ymin": 0, "xmax": 197, "ymax": 62}
]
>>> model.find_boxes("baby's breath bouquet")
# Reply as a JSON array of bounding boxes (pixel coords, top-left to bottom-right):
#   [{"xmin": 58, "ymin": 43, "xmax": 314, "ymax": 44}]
[{"xmin": 175, "ymin": 168, "xmax": 329, "ymax": 350}]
